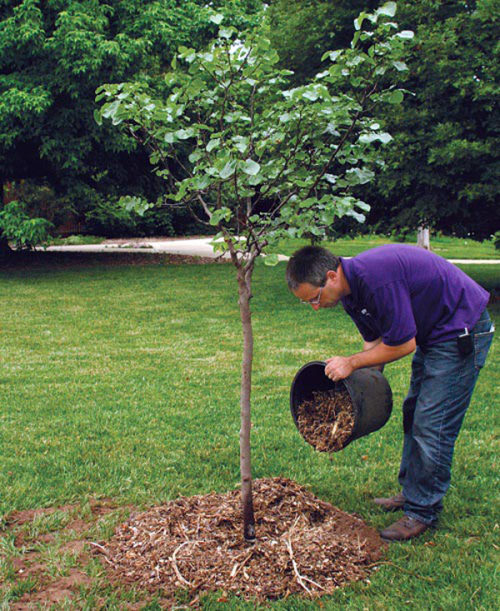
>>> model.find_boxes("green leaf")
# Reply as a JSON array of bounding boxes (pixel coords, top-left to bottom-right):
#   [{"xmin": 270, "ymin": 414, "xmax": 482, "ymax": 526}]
[
  {"xmin": 322, "ymin": 50, "xmax": 343, "ymax": 62},
  {"xmin": 101, "ymin": 100, "xmax": 120, "ymax": 120},
  {"xmin": 387, "ymin": 90, "xmax": 404, "ymax": 104},
  {"xmin": 377, "ymin": 2, "xmax": 397, "ymax": 18},
  {"xmin": 392, "ymin": 61, "xmax": 408, "ymax": 72},
  {"xmin": 358, "ymin": 132, "xmax": 393, "ymax": 144},
  {"xmin": 118, "ymin": 196, "xmax": 152, "ymax": 216},
  {"xmin": 396, "ymin": 30, "xmax": 414, "ymax": 39},
  {"xmin": 242, "ymin": 159, "xmax": 261, "ymax": 176},
  {"xmin": 354, "ymin": 12, "xmax": 368, "ymax": 31},
  {"xmin": 347, "ymin": 209, "xmax": 366, "ymax": 223},
  {"xmin": 302, "ymin": 89, "xmax": 319, "ymax": 101},
  {"xmin": 189, "ymin": 150, "xmax": 203, "ymax": 163},
  {"xmin": 209, "ymin": 13, "xmax": 224, "ymax": 25},
  {"xmin": 219, "ymin": 28, "xmax": 233, "ymax": 40},
  {"xmin": 263, "ymin": 253, "xmax": 279, "ymax": 266},
  {"xmin": 209, "ymin": 207, "xmax": 232, "ymax": 225},
  {"xmin": 346, "ymin": 167, "xmax": 375, "ymax": 185},
  {"xmin": 175, "ymin": 128, "xmax": 195, "ymax": 140},
  {"xmin": 191, "ymin": 174, "xmax": 210, "ymax": 190},
  {"xmin": 233, "ymin": 136, "xmax": 249, "ymax": 154},
  {"xmin": 355, "ymin": 200, "xmax": 371, "ymax": 212},
  {"xmin": 298, "ymin": 197, "xmax": 316, "ymax": 209},
  {"xmin": 206, "ymin": 138, "xmax": 220, "ymax": 152},
  {"xmin": 219, "ymin": 160, "xmax": 236, "ymax": 179}
]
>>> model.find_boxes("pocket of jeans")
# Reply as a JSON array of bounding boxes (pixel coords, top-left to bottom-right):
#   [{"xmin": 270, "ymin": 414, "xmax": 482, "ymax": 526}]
[{"xmin": 474, "ymin": 330, "xmax": 494, "ymax": 370}]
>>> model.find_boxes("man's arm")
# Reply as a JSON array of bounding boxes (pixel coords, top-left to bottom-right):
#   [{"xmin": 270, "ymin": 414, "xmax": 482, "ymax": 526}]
[
  {"xmin": 325, "ymin": 337, "xmax": 416, "ymax": 381},
  {"xmin": 363, "ymin": 338, "xmax": 384, "ymax": 372}
]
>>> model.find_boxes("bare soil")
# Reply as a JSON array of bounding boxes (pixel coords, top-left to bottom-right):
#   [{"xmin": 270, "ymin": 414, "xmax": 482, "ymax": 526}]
[
  {"xmin": 1, "ymin": 499, "xmax": 131, "ymax": 609},
  {"xmin": 296, "ymin": 389, "xmax": 355, "ymax": 452}
]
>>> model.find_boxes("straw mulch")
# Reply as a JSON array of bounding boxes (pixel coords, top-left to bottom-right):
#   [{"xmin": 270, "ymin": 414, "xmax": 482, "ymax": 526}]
[
  {"xmin": 296, "ymin": 389, "xmax": 355, "ymax": 452},
  {"xmin": 95, "ymin": 478, "xmax": 384, "ymax": 605}
]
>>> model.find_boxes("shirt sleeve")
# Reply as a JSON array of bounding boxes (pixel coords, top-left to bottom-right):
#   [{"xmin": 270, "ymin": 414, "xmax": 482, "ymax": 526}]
[{"xmin": 371, "ymin": 281, "xmax": 417, "ymax": 346}]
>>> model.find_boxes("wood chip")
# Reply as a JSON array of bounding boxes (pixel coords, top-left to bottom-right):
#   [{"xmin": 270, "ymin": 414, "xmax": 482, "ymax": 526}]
[
  {"xmin": 95, "ymin": 478, "xmax": 384, "ymax": 604},
  {"xmin": 297, "ymin": 389, "xmax": 355, "ymax": 452}
]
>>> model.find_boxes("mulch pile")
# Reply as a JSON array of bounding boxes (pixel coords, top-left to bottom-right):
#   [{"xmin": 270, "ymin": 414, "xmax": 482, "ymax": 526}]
[
  {"xmin": 96, "ymin": 477, "xmax": 384, "ymax": 604},
  {"xmin": 296, "ymin": 389, "xmax": 355, "ymax": 452}
]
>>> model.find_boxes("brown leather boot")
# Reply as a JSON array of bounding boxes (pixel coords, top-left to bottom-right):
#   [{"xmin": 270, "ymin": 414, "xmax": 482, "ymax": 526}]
[
  {"xmin": 380, "ymin": 516, "xmax": 430, "ymax": 541},
  {"xmin": 373, "ymin": 492, "xmax": 405, "ymax": 511}
]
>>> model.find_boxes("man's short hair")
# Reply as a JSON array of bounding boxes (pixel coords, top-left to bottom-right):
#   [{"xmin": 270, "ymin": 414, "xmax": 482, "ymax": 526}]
[{"xmin": 286, "ymin": 246, "xmax": 340, "ymax": 290}]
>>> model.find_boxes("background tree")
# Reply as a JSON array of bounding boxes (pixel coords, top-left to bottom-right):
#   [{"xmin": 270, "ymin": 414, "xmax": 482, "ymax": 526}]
[
  {"xmin": 97, "ymin": 3, "xmax": 412, "ymax": 540},
  {"xmin": 0, "ymin": 0, "xmax": 262, "ymax": 255},
  {"xmin": 267, "ymin": 0, "xmax": 378, "ymax": 85},
  {"xmin": 369, "ymin": 0, "xmax": 499, "ymax": 240},
  {"xmin": 267, "ymin": 0, "xmax": 500, "ymax": 241}
]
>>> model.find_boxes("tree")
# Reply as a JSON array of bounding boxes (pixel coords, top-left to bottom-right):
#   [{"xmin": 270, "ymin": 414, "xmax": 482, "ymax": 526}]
[
  {"xmin": 368, "ymin": 0, "xmax": 500, "ymax": 240},
  {"xmin": 267, "ymin": 0, "xmax": 379, "ymax": 84},
  {"xmin": 267, "ymin": 0, "xmax": 500, "ymax": 241},
  {"xmin": 96, "ymin": 2, "xmax": 412, "ymax": 540},
  {"xmin": 0, "ymin": 0, "xmax": 263, "ymax": 255}
]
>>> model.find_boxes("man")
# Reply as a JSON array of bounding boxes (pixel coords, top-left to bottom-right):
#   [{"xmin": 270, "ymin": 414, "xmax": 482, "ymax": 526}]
[{"xmin": 286, "ymin": 244, "xmax": 494, "ymax": 541}]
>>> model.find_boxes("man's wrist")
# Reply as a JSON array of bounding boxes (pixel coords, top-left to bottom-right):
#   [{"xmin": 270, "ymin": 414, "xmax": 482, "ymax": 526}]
[{"xmin": 348, "ymin": 353, "xmax": 361, "ymax": 371}]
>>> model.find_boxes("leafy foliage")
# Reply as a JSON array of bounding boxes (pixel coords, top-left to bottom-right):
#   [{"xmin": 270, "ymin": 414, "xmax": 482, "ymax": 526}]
[
  {"xmin": 0, "ymin": 0, "xmax": 262, "ymax": 243},
  {"xmin": 0, "ymin": 200, "xmax": 52, "ymax": 249},
  {"xmin": 370, "ymin": 0, "xmax": 500, "ymax": 239},
  {"xmin": 97, "ymin": 3, "xmax": 411, "ymax": 262},
  {"xmin": 267, "ymin": 0, "xmax": 379, "ymax": 85},
  {"xmin": 266, "ymin": 0, "xmax": 500, "ymax": 240}
]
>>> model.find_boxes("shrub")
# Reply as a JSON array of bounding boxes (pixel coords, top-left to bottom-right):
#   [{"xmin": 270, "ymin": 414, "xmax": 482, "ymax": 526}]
[{"xmin": 0, "ymin": 201, "xmax": 53, "ymax": 250}]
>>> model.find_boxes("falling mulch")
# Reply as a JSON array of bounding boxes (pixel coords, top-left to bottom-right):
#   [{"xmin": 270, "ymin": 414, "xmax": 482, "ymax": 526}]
[
  {"xmin": 296, "ymin": 389, "xmax": 355, "ymax": 452},
  {"xmin": 95, "ymin": 477, "xmax": 384, "ymax": 604}
]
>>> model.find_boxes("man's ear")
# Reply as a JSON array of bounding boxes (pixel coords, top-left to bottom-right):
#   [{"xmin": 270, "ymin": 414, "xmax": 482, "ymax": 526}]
[{"xmin": 326, "ymin": 269, "xmax": 338, "ymax": 283}]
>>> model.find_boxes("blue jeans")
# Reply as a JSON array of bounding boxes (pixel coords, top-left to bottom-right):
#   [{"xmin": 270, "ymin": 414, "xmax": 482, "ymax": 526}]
[{"xmin": 398, "ymin": 309, "xmax": 494, "ymax": 524}]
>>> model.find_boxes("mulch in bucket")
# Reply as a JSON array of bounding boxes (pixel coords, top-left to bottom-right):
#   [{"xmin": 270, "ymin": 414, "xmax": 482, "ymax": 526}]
[
  {"xmin": 95, "ymin": 478, "xmax": 384, "ymax": 605},
  {"xmin": 296, "ymin": 388, "xmax": 355, "ymax": 452}
]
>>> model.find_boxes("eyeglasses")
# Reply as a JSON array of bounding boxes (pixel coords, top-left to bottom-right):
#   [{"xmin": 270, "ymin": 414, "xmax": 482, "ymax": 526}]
[{"xmin": 301, "ymin": 285, "xmax": 323, "ymax": 305}]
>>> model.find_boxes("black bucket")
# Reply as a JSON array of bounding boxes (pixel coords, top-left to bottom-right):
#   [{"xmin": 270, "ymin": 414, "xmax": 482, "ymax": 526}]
[{"xmin": 290, "ymin": 361, "xmax": 393, "ymax": 451}]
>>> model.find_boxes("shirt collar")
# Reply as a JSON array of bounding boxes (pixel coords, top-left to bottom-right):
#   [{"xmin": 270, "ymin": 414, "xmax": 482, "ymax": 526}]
[{"xmin": 339, "ymin": 256, "xmax": 358, "ymax": 306}]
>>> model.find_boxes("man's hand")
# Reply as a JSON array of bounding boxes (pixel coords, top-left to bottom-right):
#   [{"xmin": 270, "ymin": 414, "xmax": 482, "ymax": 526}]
[
  {"xmin": 325, "ymin": 356, "xmax": 354, "ymax": 381},
  {"xmin": 324, "ymin": 338, "xmax": 416, "ymax": 382}
]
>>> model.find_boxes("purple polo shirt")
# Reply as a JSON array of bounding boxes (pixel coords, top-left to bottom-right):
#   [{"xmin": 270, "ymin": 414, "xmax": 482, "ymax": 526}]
[{"xmin": 340, "ymin": 245, "xmax": 489, "ymax": 347}]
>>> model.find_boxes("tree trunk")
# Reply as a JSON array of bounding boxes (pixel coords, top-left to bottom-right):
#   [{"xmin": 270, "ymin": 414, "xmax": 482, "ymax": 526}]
[
  {"xmin": 0, "ymin": 182, "xmax": 14, "ymax": 260},
  {"xmin": 237, "ymin": 266, "xmax": 256, "ymax": 542},
  {"xmin": 417, "ymin": 225, "xmax": 430, "ymax": 250}
]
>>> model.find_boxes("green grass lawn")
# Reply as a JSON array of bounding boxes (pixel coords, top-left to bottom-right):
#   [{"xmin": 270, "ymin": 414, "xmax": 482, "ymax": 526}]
[
  {"xmin": 273, "ymin": 234, "xmax": 500, "ymax": 259},
  {"xmin": 1, "ymin": 257, "xmax": 498, "ymax": 608}
]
